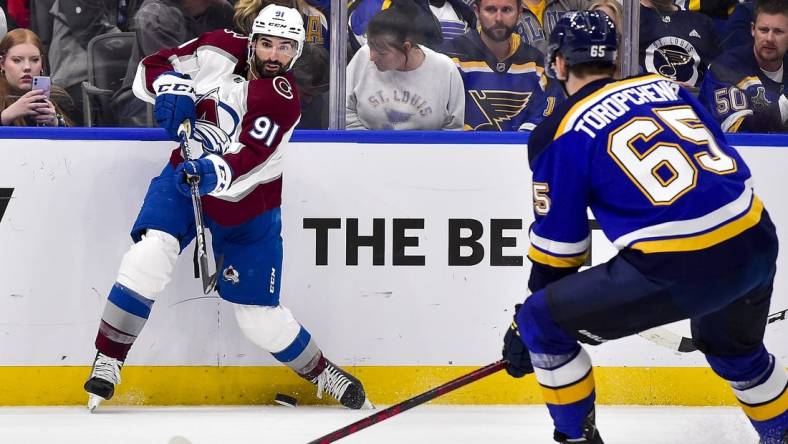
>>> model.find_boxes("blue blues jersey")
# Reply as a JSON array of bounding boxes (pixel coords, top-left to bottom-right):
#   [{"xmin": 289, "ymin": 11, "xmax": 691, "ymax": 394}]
[
  {"xmin": 698, "ymin": 43, "xmax": 788, "ymax": 132},
  {"xmin": 527, "ymin": 74, "xmax": 765, "ymax": 290},
  {"xmin": 439, "ymin": 30, "xmax": 563, "ymax": 131}
]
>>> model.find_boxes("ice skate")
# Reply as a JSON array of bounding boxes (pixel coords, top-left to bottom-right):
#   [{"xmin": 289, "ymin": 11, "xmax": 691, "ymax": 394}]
[
  {"xmin": 311, "ymin": 358, "xmax": 372, "ymax": 409},
  {"xmin": 84, "ymin": 352, "xmax": 123, "ymax": 412},
  {"xmin": 553, "ymin": 407, "xmax": 604, "ymax": 444}
]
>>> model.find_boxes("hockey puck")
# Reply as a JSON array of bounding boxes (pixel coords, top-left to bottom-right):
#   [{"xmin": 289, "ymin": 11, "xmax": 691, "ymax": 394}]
[{"xmin": 275, "ymin": 393, "xmax": 298, "ymax": 407}]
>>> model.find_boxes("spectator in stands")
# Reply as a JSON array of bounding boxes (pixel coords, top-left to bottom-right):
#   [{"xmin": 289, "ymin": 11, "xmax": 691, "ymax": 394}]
[
  {"xmin": 589, "ymin": 0, "xmax": 622, "ymax": 78},
  {"xmin": 439, "ymin": 0, "xmax": 561, "ymax": 131},
  {"xmin": 673, "ymin": 0, "xmax": 737, "ymax": 20},
  {"xmin": 722, "ymin": 0, "xmax": 756, "ymax": 50},
  {"xmin": 699, "ymin": 0, "xmax": 788, "ymax": 132},
  {"xmin": 349, "ymin": 0, "xmax": 476, "ymax": 54},
  {"xmin": 639, "ymin": 0, "xmax": 721, "ymax": 88},
  {"xmin": 346, "ymin": 0, "xmax": 464, "ymax": 129},
  {"xmin": 112, "ymin": 0, "xmax": 234, "ymax": 126},
  {"xmin": 0, "ymin": 29, "xmax": 74, "ymax": 126},
  {"xmin": 48, "ymin": 0, "xmax": 142, "ymax": 126},
  {"xmin": 234, "ymin": 0, "xmax": 330, "ymax": 128},
  {"xmin": 516, "ymin": 0, "xmax": 591, "ymax": 55}
]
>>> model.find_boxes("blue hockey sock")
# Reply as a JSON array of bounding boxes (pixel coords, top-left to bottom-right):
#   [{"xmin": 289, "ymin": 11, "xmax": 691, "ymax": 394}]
[
  {"xmin": 707, "ymin": 347, "xmax": 788, "ymax": 443},
  {"xmin": 518, "ymin": 290, "xmax": 597, "ymax": 439}
]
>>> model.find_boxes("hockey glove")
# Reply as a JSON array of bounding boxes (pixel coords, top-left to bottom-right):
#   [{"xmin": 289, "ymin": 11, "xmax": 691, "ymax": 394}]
[
  {"xmin": 502, "ymin": 304, "xmax": 534, "ymax": 378},
  {"xmin": 153, "ymin": 71, "xmax": 196, "ymax": 140},
  {"xmin": 174, "ymin": 154, "xmax": 232, "ymax": 197}
]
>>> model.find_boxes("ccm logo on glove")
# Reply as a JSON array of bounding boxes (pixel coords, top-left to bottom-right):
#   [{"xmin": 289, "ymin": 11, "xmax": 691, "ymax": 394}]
[{"xmin": 156, "ymin": 83, "xmax": 196, "ymax": 95}]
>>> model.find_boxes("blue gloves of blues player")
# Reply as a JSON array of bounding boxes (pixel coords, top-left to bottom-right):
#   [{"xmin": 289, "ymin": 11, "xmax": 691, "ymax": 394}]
[
  {"xmin": 174, "ymin": 155, "xmax": 232, "ymax": 197},
  {"xmin": 153, "ymin": 71, "xmax": 196, "ymax": 140},
  {"xmin": 502, "ymin": 304, "xmax": 534, "ymax": 378}
]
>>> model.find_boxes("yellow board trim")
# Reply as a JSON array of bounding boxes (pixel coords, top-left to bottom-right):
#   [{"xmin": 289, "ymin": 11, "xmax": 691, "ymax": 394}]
[
  {"xmin": 740, "ymin": 384, "xmax": 788, "ymax": 422},
  {"xmin": 528, "ymin": 245, "xmax": 587, "ymax": 268},
  {"xmin": 0, "ymin": 366, "xmax": 757, "ymax": 406},
  {"xmin": 630, "ymin": 197, "xmax": 763, "ymax": 253},
  {"xmin": 540, "ymin": 370, "xmax": 596, "ymax": 405}
]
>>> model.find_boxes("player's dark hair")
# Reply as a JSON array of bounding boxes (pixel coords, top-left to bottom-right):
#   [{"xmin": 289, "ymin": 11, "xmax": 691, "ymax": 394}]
[
  {"xmin": 755, "ymin": 0, "xmax": 788, "ymax": 18},
  {"xmin": 567, "ymin": 60, "xmax": 617, "ymax": 79}
]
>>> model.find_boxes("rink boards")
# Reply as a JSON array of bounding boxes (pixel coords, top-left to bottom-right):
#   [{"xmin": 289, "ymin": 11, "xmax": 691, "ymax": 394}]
[{"xmin": 0, "ymin": 128, "xmax": 785, "ymax": 406}]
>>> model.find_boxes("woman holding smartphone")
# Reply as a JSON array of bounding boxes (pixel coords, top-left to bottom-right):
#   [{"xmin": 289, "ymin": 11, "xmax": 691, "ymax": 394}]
[{"xmin": 0, "ymin": 29, "xmax": 74, "ymax": 126}]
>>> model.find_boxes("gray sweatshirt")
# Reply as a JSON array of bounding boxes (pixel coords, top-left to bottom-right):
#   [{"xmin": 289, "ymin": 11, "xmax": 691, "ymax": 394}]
[{"xmin": 346, "ymin": 45, "xmax": 465, "ymax": 130}]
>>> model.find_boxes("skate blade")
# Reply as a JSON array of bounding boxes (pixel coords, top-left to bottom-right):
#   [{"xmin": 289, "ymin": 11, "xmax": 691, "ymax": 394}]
[
  {"xmin": 87, "ymin": 394, "xmax": 105, "ymax": 413},
  {"xmin": 361, "ymin": 399, "xmax": 375, "ymax": 410}
]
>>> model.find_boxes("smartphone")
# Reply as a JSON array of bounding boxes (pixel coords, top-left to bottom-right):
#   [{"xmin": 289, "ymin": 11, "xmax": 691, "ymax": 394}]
[{"xmin": 32, "ymin": 76, "xmax": 51, "ymax": 98}]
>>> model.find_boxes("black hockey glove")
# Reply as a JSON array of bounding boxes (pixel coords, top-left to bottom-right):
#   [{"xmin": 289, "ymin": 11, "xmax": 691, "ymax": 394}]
[{"xmin": 502, "ymin": 304, "xmax": 534, "ymax": 378}]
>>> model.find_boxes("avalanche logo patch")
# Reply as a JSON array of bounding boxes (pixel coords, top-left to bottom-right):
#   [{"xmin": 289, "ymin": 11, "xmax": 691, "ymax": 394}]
[
  {"xmin": 223, "ymin": 265, "xmax": 240, "ymax": 285},
  {"xmin": 273, "ymin": 77, "xmax": 294, "ymax": 100}
]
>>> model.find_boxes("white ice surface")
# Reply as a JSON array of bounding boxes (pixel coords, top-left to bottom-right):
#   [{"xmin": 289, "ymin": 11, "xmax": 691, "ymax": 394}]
[{"xmin": 0, "ymin": 405, "xmax": 758, "ymax": 444}]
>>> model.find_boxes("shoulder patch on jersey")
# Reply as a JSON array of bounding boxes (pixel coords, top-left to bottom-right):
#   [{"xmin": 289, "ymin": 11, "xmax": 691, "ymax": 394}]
[{"xmin": 273, "ymin": 77, "xmax": 294, "ymax": 100}]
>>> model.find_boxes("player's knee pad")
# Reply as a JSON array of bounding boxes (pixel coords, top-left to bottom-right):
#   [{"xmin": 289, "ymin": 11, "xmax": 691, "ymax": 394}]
[
  {"xmin": 517, "ymin": 290, "xmax": 580, "ymax": 355},
  {"xmin": 116, "ymin": 229, "xmax": 180, "ymax": 299},
  {"xmin": 233, "ymin": 304, "xmax": 301, "ymax": 353}
]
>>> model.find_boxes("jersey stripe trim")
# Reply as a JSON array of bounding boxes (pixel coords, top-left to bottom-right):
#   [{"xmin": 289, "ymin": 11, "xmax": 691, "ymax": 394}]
[
  {"xmin": 613, "ymin": 180, "xmax": 754, "ymax": 248},
  {"xmin": 528, "ymin": 245, "xmax": 588, "ymax": 268},
  {"xmin": 529, "ymin": 231, "xmax": 590, "ymax": 255},
  {"xmin": 555, "ymin": 74, "xmax": 667, "ymax": 138},
  {"xmin": 722, "ymin": 110, "xmax": 752, "ymax": 132},
  {"xmin": 628, "ymin": 196, "xmax": 763, "ymax": 253}
]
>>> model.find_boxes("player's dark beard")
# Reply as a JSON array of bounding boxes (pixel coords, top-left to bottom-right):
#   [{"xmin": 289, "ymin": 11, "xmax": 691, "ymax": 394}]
[
  {"xmin": 481, "ymin": 23, "xmax": 516, "ymax": 43},
  {"xmin": 256, "ymin": 59, "xmax": 285, "ymax": 78}
]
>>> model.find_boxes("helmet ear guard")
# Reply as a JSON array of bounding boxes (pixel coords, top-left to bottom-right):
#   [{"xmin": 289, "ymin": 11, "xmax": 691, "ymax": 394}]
[
  {"xmin": 545, "ymin": 11, "xmax": 618, "ymax": 79},
  {"xmin": 247, "ymin": 4, "xmax": 306, "ymax": 75}
]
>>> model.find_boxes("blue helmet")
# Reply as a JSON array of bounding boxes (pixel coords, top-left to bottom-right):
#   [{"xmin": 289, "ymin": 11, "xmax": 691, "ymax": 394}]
[{"xmin": 545, "ymin": 11, "xmax": 617, "ymax": 78}]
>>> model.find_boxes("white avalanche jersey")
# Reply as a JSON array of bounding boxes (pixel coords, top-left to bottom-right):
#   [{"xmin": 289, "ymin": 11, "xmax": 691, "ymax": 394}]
[{"xmin": 133, "ymin": 29, "xmax": 302, "ymax": 226}]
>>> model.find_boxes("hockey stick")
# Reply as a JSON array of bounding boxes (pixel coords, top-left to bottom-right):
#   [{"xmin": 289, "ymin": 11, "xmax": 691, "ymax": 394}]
[
  {"xmin": 307, "ymin": 360, "xmax": 507, "ymax": 444},
  {"xmin": 639, "ymin": 307, "xmax": 788, "ymax": 353},
  {"xmin": 178, "ymin": 121, "xmax": 223, "ymax": 294}
]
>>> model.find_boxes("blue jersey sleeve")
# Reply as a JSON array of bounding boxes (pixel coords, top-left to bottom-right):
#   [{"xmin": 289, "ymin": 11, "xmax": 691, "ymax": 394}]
[{"xmin": 527, "ymin": 130, "xmax": 592, "ymax": 291}]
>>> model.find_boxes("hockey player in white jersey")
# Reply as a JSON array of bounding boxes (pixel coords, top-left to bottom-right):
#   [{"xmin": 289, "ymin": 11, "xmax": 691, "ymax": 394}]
[{"xmin": 83, "ymin": 5, "xmax": 371, "ymax": 411}]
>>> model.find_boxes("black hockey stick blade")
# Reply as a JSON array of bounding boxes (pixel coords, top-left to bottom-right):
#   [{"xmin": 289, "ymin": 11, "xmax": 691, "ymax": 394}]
[
  {"xmin": 201, "ymin": 254, "xmax": 223, "ymax": 294},
  {"xmin": 307, "ymin": 360, "xmax": 507, "ymax": 444}
]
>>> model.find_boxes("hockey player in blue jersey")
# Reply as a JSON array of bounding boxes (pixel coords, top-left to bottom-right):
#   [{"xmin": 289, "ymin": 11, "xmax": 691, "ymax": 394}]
[{"xmin": 502, "ymin": 11, "xmax": 787, "ymax": 444}]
